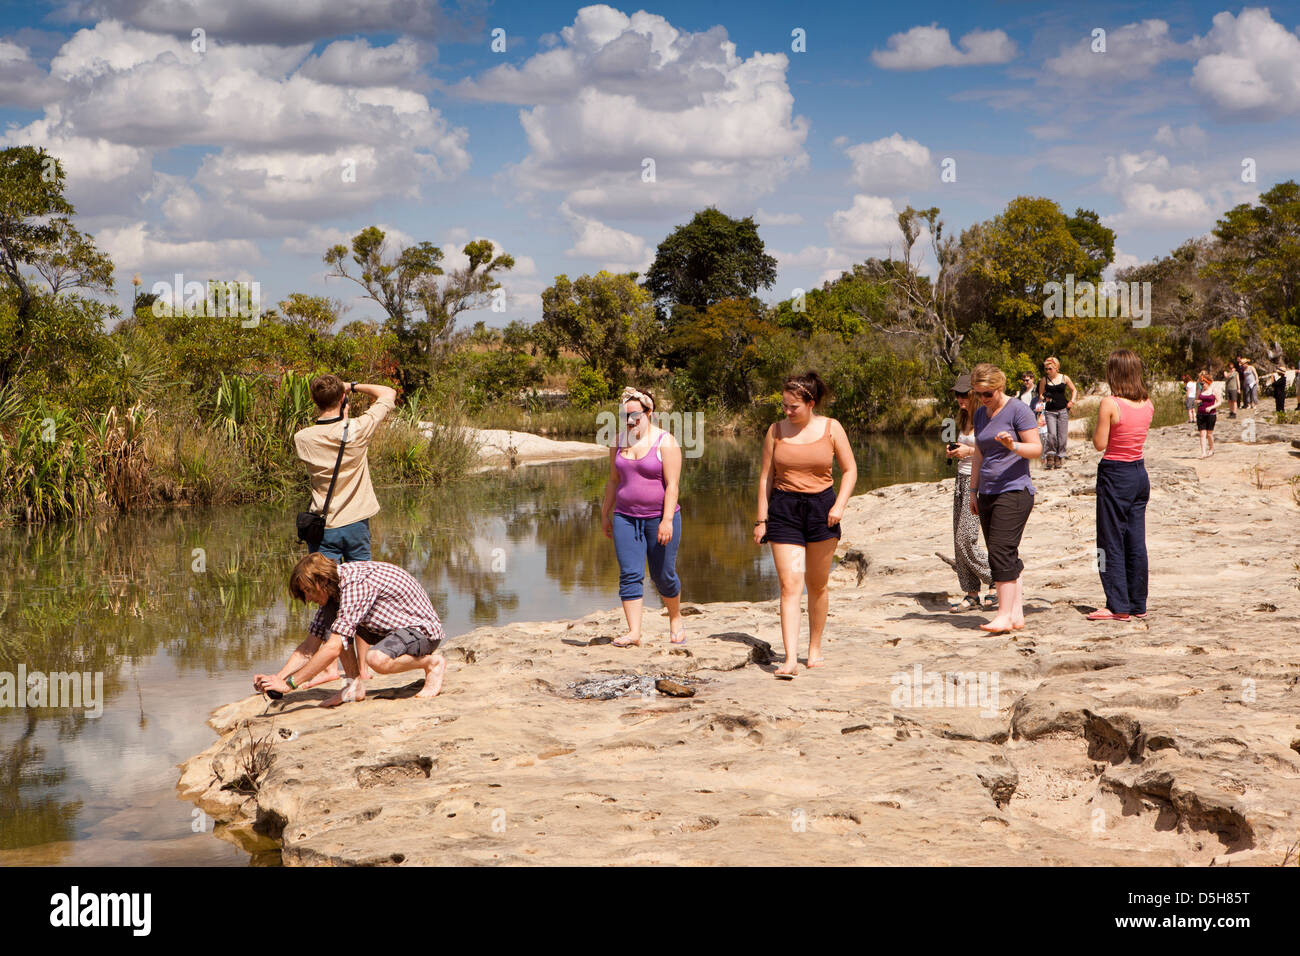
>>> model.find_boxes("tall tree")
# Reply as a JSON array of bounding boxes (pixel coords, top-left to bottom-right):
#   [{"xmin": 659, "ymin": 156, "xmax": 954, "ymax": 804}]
[
  {"xmin": 536, "ymin": 271, "xmax": 660, "ymax": 386},
  {"xmin": 1204, "ymin": 180, "xmax": 1300, "ymax": 328},
  {"xmin": 324, "ymin": 226, "xmax": 443, "ymax": 385},
  {"xmin": 0, "ymin": 146, "xmax": 115, "ymax": 385},
  {"xmin": 1064, "ymin": 208, "xmax": 1115, "ymax": 283},
  {"xmin": 644, "ymin": 207, "xmax": 777, "ymax": 325},
  {"xmin": 416, "ymin": 238, "xmax": 514, "ymax": 379},
  {"xmin": 959, "ymin": 196, "xmax": 1093, "ymax": 349}
]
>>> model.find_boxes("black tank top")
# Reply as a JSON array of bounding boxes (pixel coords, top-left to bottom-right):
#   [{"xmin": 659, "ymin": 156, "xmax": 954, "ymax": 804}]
[{"xmin": 1044, "ymin": 378, "xmax": 1068, "ymax": 411}]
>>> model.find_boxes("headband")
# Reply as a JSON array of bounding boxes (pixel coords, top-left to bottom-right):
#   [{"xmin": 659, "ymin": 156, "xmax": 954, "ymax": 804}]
[
  {"xmin": 787, "ymin": 380, "xmax": 815, "ymax": 402},
  {"xmin": 620, "ymin": 386, "xmax": 654, "ymax": 411}
]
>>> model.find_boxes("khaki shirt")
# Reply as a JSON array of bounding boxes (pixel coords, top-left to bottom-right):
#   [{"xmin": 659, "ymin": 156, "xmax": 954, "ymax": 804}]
[{"xmin": 293, "ymin": 396, "xmax": 394, "ymax": 529}]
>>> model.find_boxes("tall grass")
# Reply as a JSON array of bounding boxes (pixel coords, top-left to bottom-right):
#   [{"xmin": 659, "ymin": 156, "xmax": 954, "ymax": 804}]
[{"xmin": 372, "ymin": 397, "xmax": 479, "ymax": 485}]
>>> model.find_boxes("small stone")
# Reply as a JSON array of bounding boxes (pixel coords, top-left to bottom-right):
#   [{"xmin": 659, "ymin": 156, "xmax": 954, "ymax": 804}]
[{"xmin": 655, "ymin": 679, "xmax": 695, "ymax": 698}]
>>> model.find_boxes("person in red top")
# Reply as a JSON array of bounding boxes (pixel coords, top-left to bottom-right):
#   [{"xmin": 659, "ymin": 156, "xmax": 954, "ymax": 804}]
[
  {"xmin": 1089, "ymin": 350, "xmax": 1154, "ymax": 622},
  {"xmin": 254, "ymin": 554, "xmax": 448, "ymax": 707}
]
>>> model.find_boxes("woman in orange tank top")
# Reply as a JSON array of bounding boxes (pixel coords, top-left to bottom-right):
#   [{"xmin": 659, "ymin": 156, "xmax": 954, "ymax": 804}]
[{"xmin": 754, "ymin": 371, "xmax": 857, "ymax": 679}]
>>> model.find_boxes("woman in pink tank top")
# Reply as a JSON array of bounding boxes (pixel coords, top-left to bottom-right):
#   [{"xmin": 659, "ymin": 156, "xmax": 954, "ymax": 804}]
[
  {"xmin": 600, "ymin": 386, "xmax": 685, "ymax": 647},
  {"xmin": 1088, "ymin": 350, "xmax": 1153, "ymax": 622}
]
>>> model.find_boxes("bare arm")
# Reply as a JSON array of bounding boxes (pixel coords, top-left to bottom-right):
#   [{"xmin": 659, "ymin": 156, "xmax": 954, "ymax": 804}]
[
  {"xmin": 657, "ymin": 433, "xmax": 682, "ymax": 544},
  {"xmin": 755, "ymin": 424, "xmax": 776, "ymax": 544},
  {"xmin": 1066, "ymin": 375, "xmax": 1078, "ymax": 407},
  {"xmin": 828, "ymin": 419, "xmax": 857, "ymax": 524},
  {"xmin": 351, "ymin": 382, "xmax": 398, "ymax": 405},
  {"xmin": 600, "ymin": 447, "xmax": 620, "ymax": 537},
  {"xmin": 1092, "ymin": 396, "xmax": 1116, "ymax": 451}
]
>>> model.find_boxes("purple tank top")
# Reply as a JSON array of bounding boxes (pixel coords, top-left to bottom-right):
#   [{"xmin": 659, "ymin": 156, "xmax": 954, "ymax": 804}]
[{"xmin": 614, "ymin": 432, "xmax": 681, "ymax": 519}]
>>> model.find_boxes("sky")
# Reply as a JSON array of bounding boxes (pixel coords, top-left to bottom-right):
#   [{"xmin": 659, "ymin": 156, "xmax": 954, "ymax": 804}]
[{"xmin": 1, "ymin": 0, "xmax": 1298, "ymax": 326}]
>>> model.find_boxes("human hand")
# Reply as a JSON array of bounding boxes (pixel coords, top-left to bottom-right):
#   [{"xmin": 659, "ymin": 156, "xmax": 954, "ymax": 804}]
[
  {"xmin": 657, "ymin": 519, "xmax": 673, "ymax": 545},
  {"xmin": 827, "ymin": 507, "xmax": 843, "ymax": 527},
  {"xmin": 753, "ymin": 522, "xmax": 766, "ymax": 546},
  {"xmin": 970, "ymin": 494, "xmax": 979, "ymax": 516},
  {"xmin": 260, "ymin": 675, "xmax": 290, "ymax": 695},
  {"xmin": 601, "ymin": 515, "xmax": 613, "ymax": 538},
  {"xmin": 995, "ymin": 430, "xmax": 1015, "ymax": 449}
]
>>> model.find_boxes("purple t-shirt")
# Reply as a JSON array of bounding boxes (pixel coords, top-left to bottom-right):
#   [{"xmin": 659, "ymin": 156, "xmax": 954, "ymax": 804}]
[{"xmin": 974, "ymin": 399, "xmax": 1037, "ymax": 496}]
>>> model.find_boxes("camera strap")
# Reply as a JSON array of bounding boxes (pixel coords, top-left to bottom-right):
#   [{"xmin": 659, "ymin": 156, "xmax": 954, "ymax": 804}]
[{"xmin": 319, "ymin": 421, "xmax": 350, "ymax": 520}]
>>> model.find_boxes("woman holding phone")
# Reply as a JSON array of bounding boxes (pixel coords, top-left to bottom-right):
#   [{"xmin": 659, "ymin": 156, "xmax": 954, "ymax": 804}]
[{"xmin": 969, "ymin": 364, "xmax": 1042, "ymax": 633}]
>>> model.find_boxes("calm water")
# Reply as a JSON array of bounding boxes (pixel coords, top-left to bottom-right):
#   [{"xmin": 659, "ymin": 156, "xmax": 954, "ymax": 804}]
[{"xmin": 0, "ymin": 433, "xmax": 948, "ymax": 865}]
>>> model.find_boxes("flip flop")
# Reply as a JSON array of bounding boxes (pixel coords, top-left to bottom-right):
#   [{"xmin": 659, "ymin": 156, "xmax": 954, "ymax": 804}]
[
  {"xmin": 775, "ymin": 671, "xmax": 796, "ymax": 680},
  {"xmin": 1087, "ymin": 610, "xmax": 1130, "ymax": 621},
  {"xmin": 669, "ymin": 628, "xmax": 687, "ymax": 645}
]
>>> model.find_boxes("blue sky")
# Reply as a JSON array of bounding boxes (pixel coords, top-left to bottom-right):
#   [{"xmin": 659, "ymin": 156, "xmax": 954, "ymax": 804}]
[{"xmin": 1, "ymin": 0, "xmax": 1297, "ymax": 325}]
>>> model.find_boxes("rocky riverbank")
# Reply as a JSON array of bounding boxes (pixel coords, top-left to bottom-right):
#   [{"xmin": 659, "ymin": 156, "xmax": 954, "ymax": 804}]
[{"xmin": 178, "ymin": 420, "xmax": 1300, "ymax": 866}]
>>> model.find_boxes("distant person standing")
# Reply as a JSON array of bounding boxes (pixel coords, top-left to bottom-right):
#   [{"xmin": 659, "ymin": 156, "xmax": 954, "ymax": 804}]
[
  {"xmin": 1015, "ymin": 372, "xmax": 1048, "ymax": 466},
  {"xmin": 1038, "ymin": 357, "xmax": 1077, "ymax": 469},
  {"xmin": 1272, "ymin": 366, "xmax": 1290, "ymax": 413},
  {"xmin": 1182, "ymin": 373, "xmax": 1197, "ymax": 424},
  {"xmin": 1242, "ymin": 358, "xmax": 1259, "ymax": 409},
  {"xmin": 945, "ymin": 372, "xmax": 993, "ymax": 611},
  {"xmin": 1089, "ymin": 350, "xmax": 1153, "ymax": 622},
  {"xmin": 1223, "ymin": 363, "xmax": 1239, "ymax": 418},
  {"xmin": 1196, "ymin": 371, "xmax": 1220, "ymax": 458},
  {"xmin": 969, "ymin": 363, "xmax": 1042, "ymax": 634}
]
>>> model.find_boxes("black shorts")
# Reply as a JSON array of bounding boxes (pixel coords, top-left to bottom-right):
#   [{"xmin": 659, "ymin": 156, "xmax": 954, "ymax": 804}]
[
  {"xmin": 765, "ymin": 487, "xmax": 841, "ymax": 545},
  {"xmin": 368, "ymin": 626, "xmax": 441, "ymax": 659},
  {"xmin": 1196, "ymin": 412, "xmax": 1216, "ymax": 431}
]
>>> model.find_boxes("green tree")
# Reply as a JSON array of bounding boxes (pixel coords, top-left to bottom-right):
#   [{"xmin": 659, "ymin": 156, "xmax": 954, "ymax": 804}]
[
  {"xmin": 0, "ymin": 146, "xmax": 115, "ymax": 385},
  {"xmin": 415, "ymin": 238, "xmax": 514, "ymax": 381},
  {"xmin": 536, "ymin": 271, "xmax": 660, "ymax": 385},
  {"xmin": 279, "ymin": 293, "xmax": 347, "ymax": 335},
  {"xmin": 959, "ymin": 196, "xmax": 1094, "ymax": 349},
  {"xmin": 1064, "ymin": 208, "xmax": 1116, "ymax": 283},
  {"xmin": 324, "ymin": 226, "xmax": 443, "ymax": 385},
  {"xmin": 644, "ymin": 207, "xmax": 777, "ymax": 324},
  {"xmin": 1204, "ymin": 180, "xmax": 1300, "ymax": 328}
]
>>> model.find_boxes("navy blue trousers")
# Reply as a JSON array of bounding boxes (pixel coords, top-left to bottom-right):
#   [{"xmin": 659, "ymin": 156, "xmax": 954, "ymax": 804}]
[{"xmin": 1095, "ymin": 459, "xmax": 1149, "ymax": 615}]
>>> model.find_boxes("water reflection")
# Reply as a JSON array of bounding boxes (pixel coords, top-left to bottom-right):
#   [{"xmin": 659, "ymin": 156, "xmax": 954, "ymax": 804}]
[{"xmin": 0, "ymin": 431, "xmax": 947, "ymax": 863}]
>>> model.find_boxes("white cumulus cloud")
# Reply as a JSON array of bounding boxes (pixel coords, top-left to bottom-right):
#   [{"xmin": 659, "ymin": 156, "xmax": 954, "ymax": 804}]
[{"xmin": 871, "ymin": 24, "xmax": 1016, "ymax": 70}]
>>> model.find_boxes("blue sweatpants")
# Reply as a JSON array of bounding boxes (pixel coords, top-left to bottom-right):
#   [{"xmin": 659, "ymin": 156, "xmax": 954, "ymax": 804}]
[
  {"xmin": 612, "ymin": 512, "xmax": 681, "ymax": 600},
  {"xmin": 1095, "ymin": 459, "xmax": 1148, "ymax": 615}
]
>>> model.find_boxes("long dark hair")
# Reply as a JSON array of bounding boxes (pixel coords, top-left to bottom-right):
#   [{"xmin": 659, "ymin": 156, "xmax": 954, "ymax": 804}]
[{"xmin": 783, "ymin": 370, "xmax": 829, "ymax": 408}]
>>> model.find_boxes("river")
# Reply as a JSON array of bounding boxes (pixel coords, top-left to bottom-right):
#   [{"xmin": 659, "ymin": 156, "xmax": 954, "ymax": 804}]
[{"xmin": 0, "ymin": 432, "xmax": 950, "ymax": 864}]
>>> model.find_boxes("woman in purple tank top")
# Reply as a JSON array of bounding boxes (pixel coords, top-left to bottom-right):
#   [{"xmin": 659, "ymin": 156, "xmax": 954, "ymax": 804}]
[{"xmin": 600, "ymin": 386, "xmax": 685, "ymax": 647}]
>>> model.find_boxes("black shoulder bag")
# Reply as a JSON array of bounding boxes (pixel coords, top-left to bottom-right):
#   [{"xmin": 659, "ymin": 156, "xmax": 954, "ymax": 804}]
[{"xmin": 296, "ymin": 420, "xmax": 349, "ymax": 549}]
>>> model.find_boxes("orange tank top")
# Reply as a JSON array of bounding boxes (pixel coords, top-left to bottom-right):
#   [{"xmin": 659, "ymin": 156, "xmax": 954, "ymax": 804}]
[{"xmin": 773, "ymin": 419, "xmax": 835, "ymax": 492}]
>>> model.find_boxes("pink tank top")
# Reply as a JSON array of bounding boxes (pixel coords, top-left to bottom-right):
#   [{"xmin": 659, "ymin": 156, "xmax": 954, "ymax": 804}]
[
  {"xmin": 614, "ymin": 431, "xmax": 681, "ymax": 519},
  {"xmin": 1102, "ymin": 398, "xmax": 1153, "ymax": 462}
]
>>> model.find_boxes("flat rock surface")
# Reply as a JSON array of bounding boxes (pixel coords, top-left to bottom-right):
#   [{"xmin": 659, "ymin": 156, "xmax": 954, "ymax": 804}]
[{"xmin": 179, "ymin": 421, "xmax": 1300, "ymax": 865}]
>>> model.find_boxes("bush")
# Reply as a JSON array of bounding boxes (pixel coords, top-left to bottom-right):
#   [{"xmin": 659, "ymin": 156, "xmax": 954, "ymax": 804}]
[{"xmin": 568, "ymin": 366, "xmax": 611, "ymax": 409}]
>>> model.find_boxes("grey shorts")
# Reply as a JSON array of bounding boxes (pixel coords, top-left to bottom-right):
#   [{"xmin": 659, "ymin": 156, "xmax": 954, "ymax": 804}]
[{"xmin": 369, "ymin": 626, "xmax": 441, "ymax": 659}]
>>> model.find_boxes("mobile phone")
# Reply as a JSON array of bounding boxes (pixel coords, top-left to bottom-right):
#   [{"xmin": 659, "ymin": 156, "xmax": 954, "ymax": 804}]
[{"xmin": 946, "ymin": 442, "xmax": 959, "ymax": 450}]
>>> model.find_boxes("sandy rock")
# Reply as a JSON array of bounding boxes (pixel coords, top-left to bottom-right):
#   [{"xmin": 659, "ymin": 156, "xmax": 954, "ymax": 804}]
[{"xmin": 180, "ymin": 421, "xmax": 1300, "ymax": 865}]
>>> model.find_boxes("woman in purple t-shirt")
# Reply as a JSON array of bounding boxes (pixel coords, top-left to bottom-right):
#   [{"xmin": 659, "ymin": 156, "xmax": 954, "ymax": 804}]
[
  {"xmin": 968, "ymin": 363, "xmax": 1043, "ymax": 634},
  {"xmin": 601, "ymin": 386, "xmax": 685, "ymax": 647}
]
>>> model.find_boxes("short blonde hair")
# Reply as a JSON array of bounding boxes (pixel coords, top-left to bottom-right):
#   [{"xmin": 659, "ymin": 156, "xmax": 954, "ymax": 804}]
[{"xmin": 970, "ymin": 363, "xmax": 1007, "ymax": 394}]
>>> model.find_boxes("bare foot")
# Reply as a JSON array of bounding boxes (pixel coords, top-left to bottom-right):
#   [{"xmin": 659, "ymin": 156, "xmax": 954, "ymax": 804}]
[
  {"xmin": 305, "ymin": 665, "xmax": 339, "ymax": 689},
  {"xmin": 775, "ymin": 660, "xmax": 798, "ymax": 679},
  {"xmin": 669, "ymin": 626, "xmax": 686, "ymax": 645},
  {"xmin": 806, "ymin": 656, "xmax": 826, "ymax": 668},
  {"xmin": 612, "ymin": 633, "xmax": 642, "ymax": 647},
  {"xmin": 980, "ymin": 617, "xmax": 1013, "ymax": 633},
  {"xmin": 416, "ymin": 655, "xmax": 446, "ymax": 699}
]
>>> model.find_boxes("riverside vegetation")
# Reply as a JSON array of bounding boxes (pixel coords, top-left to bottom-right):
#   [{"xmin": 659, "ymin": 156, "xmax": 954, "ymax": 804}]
[{"xmin": 2, "ymin": 144, "xmax": 1298, "ymax": 524}]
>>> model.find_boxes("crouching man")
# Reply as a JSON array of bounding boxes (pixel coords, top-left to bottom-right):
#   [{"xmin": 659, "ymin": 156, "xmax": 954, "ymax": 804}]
[{"xmin": 254, "ymin": 553, "xmax": 447, "ymax": 707}]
